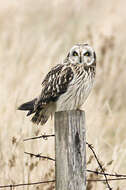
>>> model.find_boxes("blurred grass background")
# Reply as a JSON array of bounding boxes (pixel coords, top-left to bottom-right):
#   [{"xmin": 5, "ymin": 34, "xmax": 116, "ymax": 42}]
[{"xmin": 0, "ymin": 0, "xmax": 126, "ymax": 189}]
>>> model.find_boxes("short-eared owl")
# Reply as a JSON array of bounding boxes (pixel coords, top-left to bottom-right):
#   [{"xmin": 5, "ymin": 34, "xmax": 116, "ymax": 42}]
[{"xmin": 18, "ymin": 43, "xmax": 96, "ymax": 125}]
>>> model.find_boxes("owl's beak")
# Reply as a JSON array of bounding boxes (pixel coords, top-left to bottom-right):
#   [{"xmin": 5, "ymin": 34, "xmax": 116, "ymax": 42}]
[{"xmin": 79, "ymin": 56, "xmax": 82, "ymax": 63}]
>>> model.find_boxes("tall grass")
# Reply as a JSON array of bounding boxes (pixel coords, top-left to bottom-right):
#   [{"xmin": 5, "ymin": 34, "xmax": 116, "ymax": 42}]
[{"xmin": 0, "ymin": 0, "xmax": 126, "ymax": 189}]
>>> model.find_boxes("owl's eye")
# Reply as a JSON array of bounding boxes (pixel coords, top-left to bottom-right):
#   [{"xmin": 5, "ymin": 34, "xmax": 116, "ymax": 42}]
[
  {"xmin": 84, "ymin": 51, "xmax": 91, "ymax": 56},
  {"xmin": 72, "ymin": 51, "xmax": 78, "ymax": 56}
]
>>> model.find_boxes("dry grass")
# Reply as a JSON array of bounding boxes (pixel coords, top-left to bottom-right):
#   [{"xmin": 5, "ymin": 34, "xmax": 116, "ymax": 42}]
[{"xmin": 0, "ymin": 0, "xmax": 126, "ymax": 189}]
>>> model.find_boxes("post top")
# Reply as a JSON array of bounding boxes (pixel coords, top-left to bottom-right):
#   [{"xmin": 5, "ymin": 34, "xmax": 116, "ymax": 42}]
[{"xmin": 55, "ymin": 109, "xmax": 85, "ymax": 114}]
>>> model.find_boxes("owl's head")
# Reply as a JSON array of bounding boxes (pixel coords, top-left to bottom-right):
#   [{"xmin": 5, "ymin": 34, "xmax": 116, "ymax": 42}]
[{"xmin": 67, "ymin": 43, "xmax": 96, "ymax": 66}]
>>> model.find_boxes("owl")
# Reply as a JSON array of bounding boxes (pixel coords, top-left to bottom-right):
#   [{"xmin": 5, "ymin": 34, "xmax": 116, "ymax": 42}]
[{"xmin": 18, "ymin": 43, "xmax": 96, "ymax": 125}]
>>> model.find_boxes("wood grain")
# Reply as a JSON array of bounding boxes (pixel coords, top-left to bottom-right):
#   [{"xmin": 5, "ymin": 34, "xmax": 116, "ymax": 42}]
[{"xmin": 55, "ymin": 110, "xmax": 86, "ymax": 190}]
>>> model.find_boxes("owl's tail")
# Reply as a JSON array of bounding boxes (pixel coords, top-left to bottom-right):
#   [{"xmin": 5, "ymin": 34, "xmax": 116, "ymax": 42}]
[
  {"xmin": 18, "ymin": 98, "xmax": 50, "ymax": 125},
  {"xmin": 18, "ymin": 98, "xmax": 37, "ymax": 116},
  {"xmin": 31, "ymin": 108, "xmax": 50, "ymax": 125}
]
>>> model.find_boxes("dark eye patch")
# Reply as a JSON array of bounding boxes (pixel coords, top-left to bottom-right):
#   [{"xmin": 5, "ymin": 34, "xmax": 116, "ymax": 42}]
[
  {"xmin": 72, "ymin": 51, "xmax": 78, "ymax": 56},
  {"xmin": 84, "ymin": 51, "xmax": 91, "ymax": 56}
]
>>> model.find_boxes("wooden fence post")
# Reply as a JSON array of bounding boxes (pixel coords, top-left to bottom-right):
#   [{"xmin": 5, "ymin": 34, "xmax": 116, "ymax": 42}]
[{"xmin": 55, "ymin": 110, "xmax": 86, "ymax": 190}]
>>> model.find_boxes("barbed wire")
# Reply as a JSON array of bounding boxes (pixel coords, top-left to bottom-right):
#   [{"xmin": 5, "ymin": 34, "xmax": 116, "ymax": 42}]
[
  {"xmin": 86, "ymin": 142, "xmax": 112, "ymax": 190},
  {"xmin": 0, "ymin": 177, "xmax": 126, "ymax": 189},
  {"xmin": 87, "ymin": 177, "xmax": 126, "ymax": 182},
  {"xmin": 0, "ymin": 180, "xmax": 55, "ymax": 189},
  {"xmin": 24, "ymin": 134, "xmax": 55, "ymax": 141},
  {"xmin": 0, "ymin": 133, "xmax": 124, "ymax": 189},
  {"xmin": 24, "ymin": 151, "xmax": 55, "ymax": 161},
  {"xmin": 87, "ymin": 169, "xmax": 126, "ymax": 178},
  {"xmin": 23, "ymin": 134, "xmax": 126, "ymax": 189},
  {"xmin": 24, "ymin": 151, "xmax": 126, "ymax": 178}
]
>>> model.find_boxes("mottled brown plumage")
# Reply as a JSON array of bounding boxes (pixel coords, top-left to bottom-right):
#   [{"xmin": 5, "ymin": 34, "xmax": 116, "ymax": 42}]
[{"xmin": 18, "ymin": 43, "xmax": 96, "ymax": 125}]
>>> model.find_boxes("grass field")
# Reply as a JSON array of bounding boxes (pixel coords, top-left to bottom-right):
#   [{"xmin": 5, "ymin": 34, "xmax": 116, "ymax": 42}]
[{"xmin": 0, "ymin": 0, "xmax": 126, "ymax": 189}]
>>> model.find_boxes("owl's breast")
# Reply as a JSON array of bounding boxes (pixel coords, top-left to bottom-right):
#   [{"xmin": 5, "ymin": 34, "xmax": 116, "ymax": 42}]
[
  {"xmin": 73, "ymin": 70, "xmax": 94, "ymax": 107},
  {"xmin": 55, "ymin": 69, "xmax": 95, "ymax": 111}
]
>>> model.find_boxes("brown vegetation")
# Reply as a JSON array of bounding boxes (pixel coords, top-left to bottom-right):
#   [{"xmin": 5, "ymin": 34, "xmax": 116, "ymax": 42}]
[{"xmin": 0, "ymin": 0, "xmax": 126, "ymax": 189}]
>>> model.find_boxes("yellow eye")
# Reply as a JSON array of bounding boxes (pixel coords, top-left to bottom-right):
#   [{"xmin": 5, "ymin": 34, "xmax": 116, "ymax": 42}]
[
  {"xmin": 72, "ymin": 51, "xmax": 78, "ymax": 56},
  {"xmin": 84, "ymin": 52, "xmax": 90, "ymax": 56}
]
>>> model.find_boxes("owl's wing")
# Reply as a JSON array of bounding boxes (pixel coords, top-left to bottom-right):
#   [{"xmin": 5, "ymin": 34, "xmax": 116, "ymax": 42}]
[
  {"xmin": 18, "ymin": 63, "xmax": 74, "ymax": 124},
  {"xmin": 38, "ymin": 64, "xmax": 74, "ymax": 105}
]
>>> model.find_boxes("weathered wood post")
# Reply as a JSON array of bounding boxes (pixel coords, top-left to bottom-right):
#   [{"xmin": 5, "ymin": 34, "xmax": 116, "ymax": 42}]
[{"xmin": 55, "ymin": 110, "xmax": 86, "ymax": 190}]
